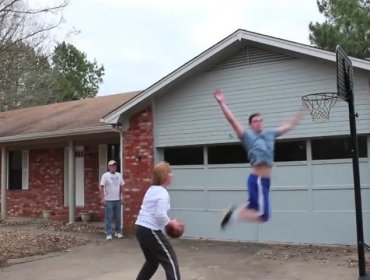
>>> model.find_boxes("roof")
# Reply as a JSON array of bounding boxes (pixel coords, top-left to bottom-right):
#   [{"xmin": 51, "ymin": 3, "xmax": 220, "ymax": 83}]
[
  {"xmin": 103, "ymin": 29, "xmax": 370, "ymax": 123},
  {"xmin": 0, "ymin": 91, "xmax": 140, "ymax": 142}
]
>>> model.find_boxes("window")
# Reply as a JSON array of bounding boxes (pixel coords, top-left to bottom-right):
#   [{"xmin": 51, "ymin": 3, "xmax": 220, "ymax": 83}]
[
  {"xmin": 274, "ymin": 140, "xmax": 307, "ymax": 162},
  {"xmin": 311, "ymin": 136, "xmax": 367, "ymax": 160},
  {"xmin": 108, "ymin": 143, "xmax": 120, "ymax": 171},
  {"xmin": 8, "ymin": 151, "xmax": 22, "ymax": 189},
  {"xmin": 8, "ymin": 150, "xmax": 29, "ymax": 190},
  {"xmin": 208, "ymin": 144, "xmax": 248, "ymax": 164},
  {"xmin": 164, "ymin": 146, "xmax": 203, "ymax": 165}
]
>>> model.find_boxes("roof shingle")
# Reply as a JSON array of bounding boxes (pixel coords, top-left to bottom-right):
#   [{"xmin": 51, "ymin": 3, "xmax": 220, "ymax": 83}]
[{"xmin": 0, "ymin": 91, "xmax": 140, "ymax": 138}]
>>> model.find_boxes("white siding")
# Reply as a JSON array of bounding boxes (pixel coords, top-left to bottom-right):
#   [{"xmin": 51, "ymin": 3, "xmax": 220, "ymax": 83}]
[
  {"xmin": 154, "ymin": 46, "xmax": 370, "ymax": 147},
  {"xmin": 152, "ymin": 45, "xmax": 370, "ymax": 245}
]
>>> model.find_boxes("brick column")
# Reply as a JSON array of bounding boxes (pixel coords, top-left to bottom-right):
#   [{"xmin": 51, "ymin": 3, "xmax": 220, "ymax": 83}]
[{"xmin": 122, "ymin": 106, "xmax": 154, "ymax": 234}]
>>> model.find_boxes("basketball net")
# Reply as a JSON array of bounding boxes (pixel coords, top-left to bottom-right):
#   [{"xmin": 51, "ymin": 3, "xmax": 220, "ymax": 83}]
[{"xmin": 301, "ymin": 92, "xmax": 338, "ymax": 123}]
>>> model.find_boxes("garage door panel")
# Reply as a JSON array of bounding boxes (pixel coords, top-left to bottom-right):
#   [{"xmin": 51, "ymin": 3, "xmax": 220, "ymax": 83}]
[
  {"xmin": 271, "ymin": 164, "xmax": 309, "ymax": 187},
  {"xmin": 170, "ymin": 189, "xmax": 207, "ymax": 209},
  {"xmin": 206, "ymin": 166, "xmax": 249, "ymax": 188},
  {"xmin": 171, "ymin": 167, "xmax": 207, "ymax": 188},
  {"xmin": 259, "ymin": 211, "xmax": 357, "ymax": 244},
  {"xmin": 217, "ymin": 221, "xmax": 258, "ymax": 241},
  {"xmin": 308, "ymin": 212, "xmax": 356, "ymax": 244},
  {"xmin": 259, "ymin": 212, "xmax": 314, "ymax": 243},
  {"xmin": 361, "ymin": 189, "xmax": 370, "ymax": 211},
  {"xmin": 362, "ymin": 212, "xmax": 370, "ymax": 241},
  {"xmin": 164, "ymin": 157, "xmax": 369, "ymax": 245},
  {"xmin": 271, "ymin": 189, "xmax": 310, "ymax": 211},
  {"xmin": 206, "ymin": 189, "xmax": 310, "ymax": 211},
  {"xmin": 206, "ymin": 190, "xmax": 247, "ymax": 210},
  {"xmin": 312, "ymin": 162, "xmax": 368, "ymax": 187},
  {"xmin": 312, "ymin": 189, "xmax": 355, "ymax": 211},
  {"xmin": 169, "ymin": 209, "xmax": 360, "ymax": 245},
  {"xmin": 169, "ymin": 209, "xmax": 258, "ymax": 241}
]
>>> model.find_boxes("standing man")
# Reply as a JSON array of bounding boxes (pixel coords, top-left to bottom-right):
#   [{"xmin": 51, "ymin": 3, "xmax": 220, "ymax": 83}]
[
  {"xmin": 214, "ymin": 89, "xmax": 305, "ymax": 228},
  {"xmin": 99, "ymin": 160, "xmax": 125, "ymax": 240}
]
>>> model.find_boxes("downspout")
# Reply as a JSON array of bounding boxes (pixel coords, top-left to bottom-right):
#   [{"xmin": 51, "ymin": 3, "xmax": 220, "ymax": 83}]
[
  {"xmin": 68, "ymin": 140, "xmax": 76, "ymax": 223},
  {"xmin": 111, "ymin": 123, "xmax": 125, "ymax": 230},
  {"xmin": 110, "ymin": 123, "xmax": 124, "ymax": 175},
  {"xmin": 1, "ymin": 146, "xmax": 7, "ymax": 220}
]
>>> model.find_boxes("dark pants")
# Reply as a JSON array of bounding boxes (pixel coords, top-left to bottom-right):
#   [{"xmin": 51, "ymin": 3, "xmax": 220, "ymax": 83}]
[{"xmin": 136, "ymin": 225, "xmax": 180, "ymax": 280}]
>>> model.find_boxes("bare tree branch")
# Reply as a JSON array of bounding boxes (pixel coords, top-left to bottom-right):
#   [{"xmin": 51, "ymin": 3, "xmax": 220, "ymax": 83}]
[
  {"xmin": 0, "ymin": 0, "xmax": 69, "ymax": 54},
  {"xmin": 2, "ymin": 0, "xmax": 68, "ymax": 15},
  {"xmin": 0, "ymin": 0, "xmax": 70, "ymax": 111}
]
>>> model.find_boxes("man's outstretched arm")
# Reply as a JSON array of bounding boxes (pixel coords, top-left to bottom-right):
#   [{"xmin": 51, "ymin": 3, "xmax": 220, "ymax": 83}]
[
  {"xmin": 276, "ymin": 103, "xmax": 306, "ymax": 136},
  {"xmin": 214, "ymin": 89, "xmax": 244, "ymax": 139}
]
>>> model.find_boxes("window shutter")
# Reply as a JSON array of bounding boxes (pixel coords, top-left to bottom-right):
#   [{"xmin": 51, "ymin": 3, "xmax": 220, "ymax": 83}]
[
  {"xmin": 22, "ymin": 150, "xmax": 29, "ymax": 190},
  {"xmin": 64, "ymin": 147, "xmax": 69, "ymax": 206},
  {"xmin": 99, "ymin": 144, "xmax": 107, "ymax": 183},
  {"xmin": 6, "ymin": 151, "xmax": 8, "ymax": 190}
]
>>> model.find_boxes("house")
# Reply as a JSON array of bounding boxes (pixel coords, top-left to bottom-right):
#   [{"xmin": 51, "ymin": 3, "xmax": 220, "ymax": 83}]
[
  {"xmin": 103, "ymin": 29, "xmax": 370, "ymax": 245},
  {"xmin": 1, "ymin": 29, "xmax": 370, "ymax": 245},
  {"xmin": 0, "ymin": 91, "xmax": 140, "ymax": 221}
]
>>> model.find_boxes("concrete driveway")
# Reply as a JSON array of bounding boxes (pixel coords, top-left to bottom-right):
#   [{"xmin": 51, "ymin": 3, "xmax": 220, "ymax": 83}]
[{"xmin": 0, "ymin": 234, "xmax": 359, "ymax": 280}]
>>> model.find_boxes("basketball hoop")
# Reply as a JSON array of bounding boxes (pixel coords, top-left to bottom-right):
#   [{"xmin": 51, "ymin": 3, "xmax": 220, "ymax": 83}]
[{"xmin": 301, "ymin": 92, "xmax": 339, "ymax": 122}]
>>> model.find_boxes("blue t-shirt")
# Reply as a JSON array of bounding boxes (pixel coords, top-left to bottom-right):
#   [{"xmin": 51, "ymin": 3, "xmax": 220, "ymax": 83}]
[{"xmin": 240, "ymin": 128, "xmax": 279, "ymax": 167}]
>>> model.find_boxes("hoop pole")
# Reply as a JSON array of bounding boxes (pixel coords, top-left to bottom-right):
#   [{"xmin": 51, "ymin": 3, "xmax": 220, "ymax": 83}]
[{"xmin": 347, "ymin": 89, "xmax": 369, "ymax": 279}]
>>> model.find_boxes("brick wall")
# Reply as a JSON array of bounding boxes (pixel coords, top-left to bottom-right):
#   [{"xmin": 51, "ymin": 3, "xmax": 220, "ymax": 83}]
[
  {"xmin": 83, "ymin": 144, "xmax": 105, "ymax": 221},
  {"xmin": 6, "ymin": 148, "xmax": 65, "ymax": 218},
  {"xmin": 0, "ymin": 106, "xmax": 154, "ymax": 228},
  {"xmin": 122, "ymin": 106, "xmax": 154, "ymax": 234},
  {"xmin": 0, "ymin": 145, "xmax": 104, "ymax": 221}
]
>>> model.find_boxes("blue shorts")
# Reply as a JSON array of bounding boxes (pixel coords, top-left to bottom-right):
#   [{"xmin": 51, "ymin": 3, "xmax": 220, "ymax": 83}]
[{"xmin": 246, "ymin": 173, "xmax": 271, "ymax": 221}]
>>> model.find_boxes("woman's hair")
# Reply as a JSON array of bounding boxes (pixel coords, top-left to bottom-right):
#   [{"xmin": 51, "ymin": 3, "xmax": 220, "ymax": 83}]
[{"xmin": 152, "ymin": 161, "xmax": 171, "ymax": 185}]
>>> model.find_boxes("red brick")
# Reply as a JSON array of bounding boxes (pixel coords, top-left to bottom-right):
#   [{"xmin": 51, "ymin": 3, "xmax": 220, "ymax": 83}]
[{"xmin": 0, "ymin": 106, "xmax": 154, "ymax": 234}]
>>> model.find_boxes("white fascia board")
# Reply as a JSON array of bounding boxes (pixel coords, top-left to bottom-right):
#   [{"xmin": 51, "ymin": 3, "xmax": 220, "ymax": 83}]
[
  {"xmin": 0, "ymin": 126, "xmax": 113, "ymax": 143},
  {"xmin": 102, "ymin": 34, "xmax": 238, "ymax": 124},
  {"xmin": 100, "ymin": 116, "xmax": 119, "ymax": 124},
  {"xmin": 243, "ymin": 31, "xmax": 370, "ymax": 70},
  {"xmin": 103, "ymin": 30, "xmax": 370, "ymax": 123}
]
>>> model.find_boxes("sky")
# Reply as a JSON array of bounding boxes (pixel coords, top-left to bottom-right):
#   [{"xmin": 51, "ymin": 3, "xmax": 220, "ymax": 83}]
[{"xmin": 43, "ymin": 0, "xmax": 325, "ymax": 96}]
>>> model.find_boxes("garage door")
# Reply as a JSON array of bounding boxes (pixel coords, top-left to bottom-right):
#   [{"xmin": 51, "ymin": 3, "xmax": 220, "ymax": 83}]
[{"xmin": 165, "ymin": 137, "xmax": 370, "ymax": 245}]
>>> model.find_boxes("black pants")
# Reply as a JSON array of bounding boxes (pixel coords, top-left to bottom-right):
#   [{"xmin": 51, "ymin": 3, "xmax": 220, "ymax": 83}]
[{"xmin": 136, "ymin": 225, "xmax": 180, "ymax": 280}]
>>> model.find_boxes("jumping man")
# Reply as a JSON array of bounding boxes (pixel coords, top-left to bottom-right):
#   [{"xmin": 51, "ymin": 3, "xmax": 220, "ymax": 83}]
[{"xmin": 214, "ymin": 89, "xmax": 305, "ymax": 228}]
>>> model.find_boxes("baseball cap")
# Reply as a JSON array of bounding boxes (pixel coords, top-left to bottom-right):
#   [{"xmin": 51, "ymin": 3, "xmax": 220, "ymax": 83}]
[{"xmin": 108, "ymin": 160, "xmax": 117, "ymax": 166}]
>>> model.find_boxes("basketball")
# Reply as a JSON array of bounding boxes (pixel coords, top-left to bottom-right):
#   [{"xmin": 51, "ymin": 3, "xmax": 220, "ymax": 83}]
[{"xmin": 165, "ymin": 219, "xmax": 185, "ymax": 238}]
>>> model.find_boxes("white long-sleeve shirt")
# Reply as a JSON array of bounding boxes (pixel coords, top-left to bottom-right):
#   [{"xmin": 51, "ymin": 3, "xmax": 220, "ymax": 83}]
[{"xmin": 135, "ymin": 185, "xmax": 171, "ymax": 231}]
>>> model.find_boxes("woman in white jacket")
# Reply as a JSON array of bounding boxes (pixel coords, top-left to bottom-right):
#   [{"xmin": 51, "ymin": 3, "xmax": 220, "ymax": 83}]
[{"xmin": 135, "ymin": 161, "xmax": 183, "ymax": 280}]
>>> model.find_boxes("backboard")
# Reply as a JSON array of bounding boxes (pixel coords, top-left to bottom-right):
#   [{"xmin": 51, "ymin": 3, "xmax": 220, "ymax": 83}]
[{"xmin": 336, "ymin": 45, "xmax": 353, "ymax": 102}]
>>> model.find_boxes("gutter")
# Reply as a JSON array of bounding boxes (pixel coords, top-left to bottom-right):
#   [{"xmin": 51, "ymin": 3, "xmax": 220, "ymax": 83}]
[
  {"xmin": 109, "ymin": 123, "xmax": 125, "ymax": 231},
  {"xmin": 102, "ymin": 30, "xmax": 370, "ymax": 124},
  {"xmin": 0, "ymin": 126, "xmax": 113, "ymax": 143}
]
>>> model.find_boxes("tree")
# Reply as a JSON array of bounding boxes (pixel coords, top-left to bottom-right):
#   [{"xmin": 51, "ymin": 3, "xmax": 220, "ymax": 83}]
[
  {"xmin": 0, "ymin": 42, "xmax": 60, "ymax": 111},
  {"xmin": 0, "ymin": 0, "xmax": 68, "ymax": 55},
  {"xmin": 0, "ymin": 41, "xmax": 105, "ymax": 111},
  {"xmin": 309, "ymin": 0, "xmax": 370, "ymax": 58},
  {"xmin": 51, "ymin": 42, "xmax": 105, "ymax": 101},
  {"xmin": 0, "ymin": 0, "xmax": 69, "ymax": 111},
  {"xmin": 0, "ymin": 1, "xmax": 105, "ymax": 111}
]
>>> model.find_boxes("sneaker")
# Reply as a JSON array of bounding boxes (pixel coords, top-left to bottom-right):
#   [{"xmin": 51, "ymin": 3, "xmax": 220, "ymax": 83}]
[
  {"xmin": 220, "ymin": 206, "xmax": 236, "ymax": 230},
  {"xmin": 114, "ymin": 233, "xmax": 123, "ymax": 239},
  {"xmin": 106, "ymin": 235, "xmax": 112, "ymax": 241}
]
